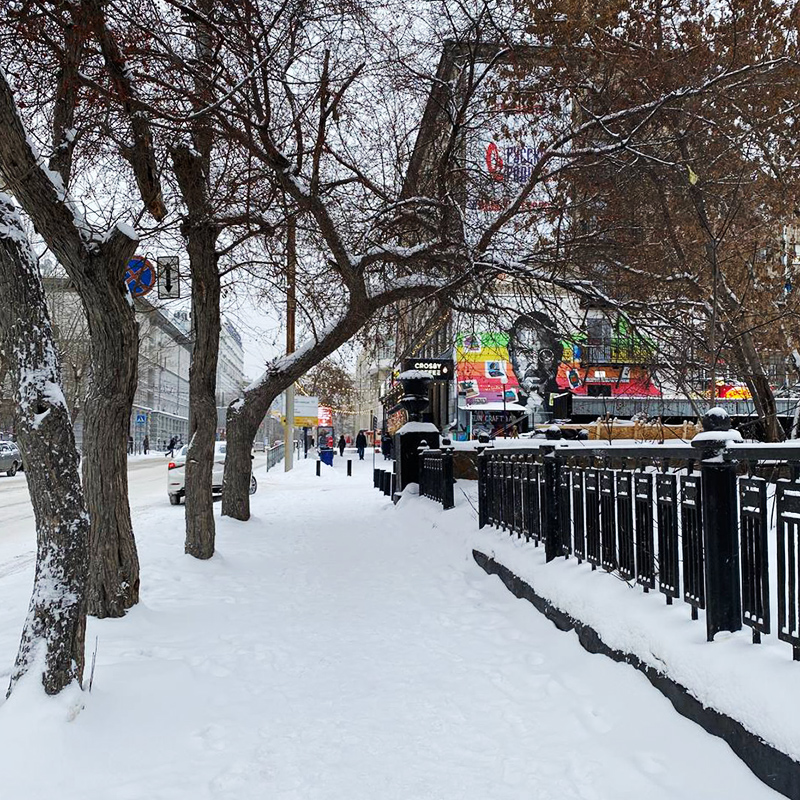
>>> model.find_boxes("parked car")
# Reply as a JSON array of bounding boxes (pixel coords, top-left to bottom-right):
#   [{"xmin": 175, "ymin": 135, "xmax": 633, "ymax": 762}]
[
  {"xmin": 0, "ymin": 441, "xmax": 23, "ymax": 476},
  {"xmin": 167, "ymin": 442, "xmax": 257, "ymax": 505}
]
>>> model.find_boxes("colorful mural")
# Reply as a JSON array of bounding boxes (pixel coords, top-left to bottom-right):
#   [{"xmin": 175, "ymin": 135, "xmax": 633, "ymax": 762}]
[
  {"xmin": 464, "ymin": 319, "xmax": 662, "ymax": 403},
  {"xmin": 456, "ymin": 332, "xmax": 521, "ymax": 404}
]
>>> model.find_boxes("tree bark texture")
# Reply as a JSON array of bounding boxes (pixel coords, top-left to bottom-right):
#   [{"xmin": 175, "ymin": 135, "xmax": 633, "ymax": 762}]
[
  {"xmin": 183, "ymin": 223, "xmax": 221, "ymax": 560},
  {"xmin": 0, "ymin": 194, "xmax": 88, "ymax": 696},
  {"xmin": 173, "ymin": 2, "xmax": 222, "ymax": 560},
  {"xmin": 0, "ymin": 68, "xmax": 141, "ymax": 618},
  {"xmin": 173, "ymin": 141, "xmax": 221, "ymax": 560}
]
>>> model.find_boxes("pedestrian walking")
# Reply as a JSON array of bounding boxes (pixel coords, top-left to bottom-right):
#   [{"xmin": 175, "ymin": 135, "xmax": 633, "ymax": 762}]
[
  {"xmin": 355, "ymin": 430, "xmax": 367, "ymax": 460},
  {"xmin": 127, "ymin": 435, "xmax": 133, "ymax": 455},
  {"xmin": 143, "ymin": 435, "xmax": 150, "ymax": 454},
  {"xmin": 381, "ymin": 431, "xmax": 393, "ymax": 460},
  {"xmin": 166, "ymin": 435, "xmax": 177, "ymax": 457},
  {"xmin": 337, "ymin": 434, "xmax": 346, "ymax": 457}
]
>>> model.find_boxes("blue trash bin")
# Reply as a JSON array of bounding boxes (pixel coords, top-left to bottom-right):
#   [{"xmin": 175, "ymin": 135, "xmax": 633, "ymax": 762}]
[{"xmin": 319, "ymin": 448, "xmax": 334, "ymax": 467}]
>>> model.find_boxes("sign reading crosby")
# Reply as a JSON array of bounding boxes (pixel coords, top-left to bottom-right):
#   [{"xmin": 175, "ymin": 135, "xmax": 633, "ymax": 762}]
[{"xmin": 401, "ymin": 358, "xmax": 454, "ymax": 381}]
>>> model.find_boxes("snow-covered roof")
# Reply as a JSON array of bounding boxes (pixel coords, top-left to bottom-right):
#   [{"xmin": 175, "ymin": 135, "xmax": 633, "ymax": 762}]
[{"xmin": 397, "ymin": 369, "xmax": 433, "ymax": 380}]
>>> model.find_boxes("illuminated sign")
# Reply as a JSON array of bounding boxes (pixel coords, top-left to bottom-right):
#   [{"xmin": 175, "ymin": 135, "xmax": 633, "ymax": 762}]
[{"xmin": 401, "ymin": 358, "xmax": 454, "ymax": 381}]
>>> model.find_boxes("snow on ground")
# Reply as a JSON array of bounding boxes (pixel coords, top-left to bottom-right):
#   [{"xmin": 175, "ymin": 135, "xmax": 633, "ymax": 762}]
[{"xmin": 0, "ymin": 455, "xmax": 783, "ymax": 799}]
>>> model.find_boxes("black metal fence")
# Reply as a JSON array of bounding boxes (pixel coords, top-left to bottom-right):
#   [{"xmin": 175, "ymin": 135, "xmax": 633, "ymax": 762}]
[
  {"xmin": 418, "ymin": 448, "xmax": 455, "ymax": 510},
  {"xmin": 476, "ymin": 437, "xmax": 800, "ymax": 660},
  {"xmin": 373, "ymin": 465, "xmax": 395, "ymax": 498},
  {"xmin": 265, "ymin": 442, "xmax": 285, "ymax": 473}
]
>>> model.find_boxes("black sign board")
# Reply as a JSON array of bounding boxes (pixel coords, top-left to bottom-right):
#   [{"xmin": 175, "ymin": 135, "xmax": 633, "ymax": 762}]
[{"xmin": 402, "ymin": 358, "xmax": 454, "ymax": 381}]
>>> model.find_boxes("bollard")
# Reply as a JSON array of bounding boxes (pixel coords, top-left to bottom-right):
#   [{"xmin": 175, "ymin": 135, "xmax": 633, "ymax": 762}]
[
  {"xmin": 316, "ymin": 460, "xmax": 321, "ymax": 477},
  {"xmin": 692, "ymin": 408, "xmax": 742, "ymax": 641},
  {"xmin": 347, "ymin": 459, "xmax": 352, "ymax": 477}
]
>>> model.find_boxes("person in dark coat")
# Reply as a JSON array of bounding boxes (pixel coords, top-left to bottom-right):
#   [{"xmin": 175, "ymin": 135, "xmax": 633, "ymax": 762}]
[
  {"xmin": 381, "ymin": 432, "xmax": 393, "ymax": 460},
  {"xmin": 337, "ymin": 434, "xmax": 346, "ymax": 456},
  {"xmin": 166, "ymin": 435, "xmax": 177, "ymax": 457},
  {"xmin": 355, "ymin": 430, "xmax": 367, "ymax": 460},
  {"xmin": 143, "ymin": 435, "xmax": 150, "ymax": 454}
]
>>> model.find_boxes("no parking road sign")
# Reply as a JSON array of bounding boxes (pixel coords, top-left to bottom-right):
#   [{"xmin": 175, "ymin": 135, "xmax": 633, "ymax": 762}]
[{"xmin": 125, "ymin": 255, "xmax": 156, "ymax": 298}]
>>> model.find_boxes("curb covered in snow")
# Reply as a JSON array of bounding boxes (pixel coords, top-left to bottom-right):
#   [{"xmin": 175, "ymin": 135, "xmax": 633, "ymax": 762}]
[{"xmin": 472, "ymin": 550, "xmax": 800, "ymax": 800}]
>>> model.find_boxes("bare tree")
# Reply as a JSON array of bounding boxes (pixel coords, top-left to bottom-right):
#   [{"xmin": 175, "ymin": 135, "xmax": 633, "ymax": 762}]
[
  {"xmin": 0, "ymin": 0, "xmax": 166, "ymax": 616},
  {"xmin": 0, "ymin": 193, "xmax": 88, "ymax": 696}
]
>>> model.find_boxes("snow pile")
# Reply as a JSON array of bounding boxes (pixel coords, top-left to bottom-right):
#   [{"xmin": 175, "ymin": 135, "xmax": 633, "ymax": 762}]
[
  {"xmin": 0, "ymin": 457, "xmax": 783, "ymax": 799},
  {"xmin": 433, "ymin": 482, "xmax": 800, "ymax": 763}
]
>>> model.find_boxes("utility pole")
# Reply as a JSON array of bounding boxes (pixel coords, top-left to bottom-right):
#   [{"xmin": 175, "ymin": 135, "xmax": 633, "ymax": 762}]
[{"xmin": 284, "ymin": 216, "xmax": 296, "ymax": 471}]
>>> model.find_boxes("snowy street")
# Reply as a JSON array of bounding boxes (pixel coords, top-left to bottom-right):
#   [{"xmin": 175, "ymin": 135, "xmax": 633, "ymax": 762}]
[{"xmin": 0, "ymin": 454, "xmax": 782, "ymax": 799}]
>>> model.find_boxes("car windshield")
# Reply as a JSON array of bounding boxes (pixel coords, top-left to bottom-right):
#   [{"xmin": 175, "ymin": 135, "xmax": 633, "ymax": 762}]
[
  {"xmin": 178, "ymin": 445, "xmax": 189, "ymax": 457},
  {"xmin": 216, "ymin": 443, "xmax": 227, "ymax": 455}
]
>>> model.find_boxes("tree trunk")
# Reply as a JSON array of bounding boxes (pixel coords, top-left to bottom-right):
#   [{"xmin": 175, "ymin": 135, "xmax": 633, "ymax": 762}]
[
  {"xmin": 221, "ymin": 394, "xmax": 266, "ymax": 521},
  {"xmin": 0, "ymin": 69, "xmax": 141, "ymax": 618},
  {"xmin": 184, "ymin": 224, "xmax": 221, "ymax": 559},
  {"xmin": 221, "ymin": 303, "xmax": 372, "ymax": 521},
  {"xmin": 81, "ymin": 253, "xmax": 141, "ymax": 616},
  {"xmin": 173, "ymin": 2, "xmax": 222, "ymax": 559},
  {"xmin": 729, "ymin": 330, "xmax": 784, "ymax": 442},
  {"xmin": 0, "ymin": 194, "xmax": 88, "ymax": 696}
]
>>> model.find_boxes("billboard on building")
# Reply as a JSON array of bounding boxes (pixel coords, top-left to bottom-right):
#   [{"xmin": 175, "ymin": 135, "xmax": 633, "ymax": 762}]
[
  {"xmin": 456, "ymin": 332, "xmax": 521, "ymax": 405},
  {"xmin": 464, "ymin": 64, "xmax": 570, "ymax": 251}
]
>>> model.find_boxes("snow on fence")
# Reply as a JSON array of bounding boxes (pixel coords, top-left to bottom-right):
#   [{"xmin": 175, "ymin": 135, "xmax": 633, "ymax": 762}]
[
  {"xmin": 418, "ymin": 446, "xmax": 455, "ymax": 510},
  {"xmin": 470, "ymin": 437, "xmax": 800, "ymax": 660},
  {"xmin": 265, "ymin": 442, "xmax": 285, "ymax": 473}
]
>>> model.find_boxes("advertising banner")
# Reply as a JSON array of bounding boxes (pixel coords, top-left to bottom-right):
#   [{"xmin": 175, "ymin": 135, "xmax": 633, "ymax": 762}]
[
  {"xmin": 456, "ymin": 332, "xmax": 521, "ymax": 405},
  {"xmin": 318, "ymin": 406, "xmax": 333, "ymax": 427},
  {"xmin": 293, "ymin": 395, "xmax": 319, "ymax": 427}
]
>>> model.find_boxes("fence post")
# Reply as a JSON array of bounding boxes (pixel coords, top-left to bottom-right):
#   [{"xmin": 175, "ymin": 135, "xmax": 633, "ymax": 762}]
[
  {"xmin": 442, "ymin": 449, "xmax": 455, "ymax": 510},
  {"xmin": 692, "ymin": 407, "xmax": 742, "ymax": 642},
  {"xmin": 477, "ymin": 450, "xmax": 488, "ymax": 528},
  {"xmin": 417, "ymin": 440, "xmax": 429, "ymax": 497},
  {"xmin": 347, "ymin": 459, "xmax": 352, "ymax": 477},
  {"xmin": 542, "ymin": 426, "xmax": 562, "ymax": 562},
  {"xmin": 316, "ymin": 460, "xmax": 321, "ymax": 477}
]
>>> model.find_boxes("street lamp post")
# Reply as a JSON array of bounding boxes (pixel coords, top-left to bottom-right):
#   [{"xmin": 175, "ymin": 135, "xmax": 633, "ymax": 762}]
[{"xmin": 500, "ymin": 375, "xmax": 508, "ymax": 437}]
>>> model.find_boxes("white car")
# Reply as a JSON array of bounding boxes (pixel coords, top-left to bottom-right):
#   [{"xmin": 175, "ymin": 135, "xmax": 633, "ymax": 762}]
[
  {"xmin": 167, "ymin": 442, "xmax": 257, "ymax": 505},
  {"xmin": 0, "ymin": 441, "xmax": 23, "ymax": 476}
]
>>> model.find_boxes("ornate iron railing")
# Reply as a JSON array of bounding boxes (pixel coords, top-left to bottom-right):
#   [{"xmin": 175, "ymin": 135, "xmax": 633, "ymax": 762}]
[
  {"xmin": 477, "ymin": 438, "xmax": 800, "ymax": 660},
  {"xmin": 418, "ymin": 448, "xmax": 455, "ymax": 510}
]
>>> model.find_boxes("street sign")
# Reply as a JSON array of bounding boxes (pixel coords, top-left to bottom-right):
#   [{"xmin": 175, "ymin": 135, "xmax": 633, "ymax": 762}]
[
  {"xmin": 157, "ymin": 255, "xmax": 180, "ymax": 299},
  {"xmin": 135, "ymin": 413, "xmax": 147, "ymax": 424},
  {"xmin": 281, "ymin": 395, "xmax": 319, "ymax": 427},
  {"xmin": 294, "ymin": 395, "xmax": 319, "ymax": 427},
  {"xmin": 125, "ymin": 255, "xmax": 156, "ymax": 298}
]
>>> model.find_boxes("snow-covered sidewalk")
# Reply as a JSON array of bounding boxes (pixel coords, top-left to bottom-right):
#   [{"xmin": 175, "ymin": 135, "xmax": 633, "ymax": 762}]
[{"xmin": 0, "ymin": 456, "xmax": 781, "ymax": 799}]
